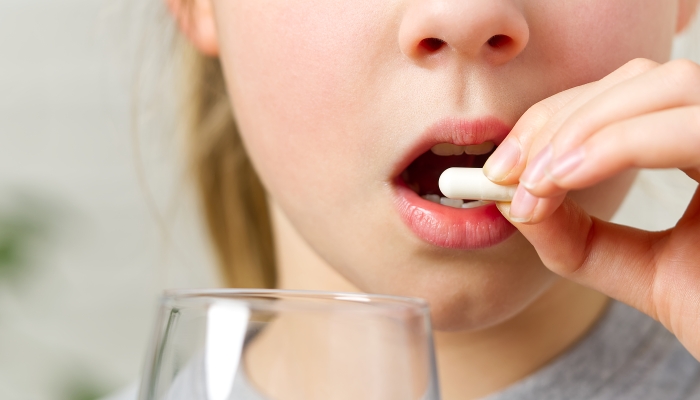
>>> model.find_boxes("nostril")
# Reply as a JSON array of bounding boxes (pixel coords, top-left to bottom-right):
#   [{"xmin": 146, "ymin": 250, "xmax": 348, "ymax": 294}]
[
  {"xmin": 419, "ymin": 38, "xmax": 446, "ymax": 53},
  {"xmin": 487, "ymin": 35, "xmax": 512, "ymax": 49}
]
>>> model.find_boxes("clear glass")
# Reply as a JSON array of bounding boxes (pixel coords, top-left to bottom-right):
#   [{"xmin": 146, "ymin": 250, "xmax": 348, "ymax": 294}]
[{"xmin": 139, "ymin": 289, "xmax": 441, "ymax": 400}]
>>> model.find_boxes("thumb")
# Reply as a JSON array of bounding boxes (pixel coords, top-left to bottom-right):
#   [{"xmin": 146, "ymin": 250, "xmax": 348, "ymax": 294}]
[{"xmin": 497, "ymin": 198, "xmax": 663, "ymax": 320}]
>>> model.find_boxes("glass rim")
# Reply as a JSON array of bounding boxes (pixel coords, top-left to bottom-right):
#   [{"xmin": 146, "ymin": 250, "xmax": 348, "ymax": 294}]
[{"xmin": 162, "ymin": 288, "xmax": 429, "ymax": 310}]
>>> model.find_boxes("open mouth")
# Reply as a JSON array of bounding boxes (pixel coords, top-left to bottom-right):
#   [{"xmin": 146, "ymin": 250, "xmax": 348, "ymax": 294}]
[
  {"xmin": 392, "ymin": 117, "xmax": 515, "ymax": 249},
  {"xmin": 399, "ymin": 141, "xmax": 496, "ymax": 209}
]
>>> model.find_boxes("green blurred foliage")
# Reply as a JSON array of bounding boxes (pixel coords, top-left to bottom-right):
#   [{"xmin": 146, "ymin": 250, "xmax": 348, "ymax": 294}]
[
  {"xmin": 0, "ymin": 193, "xmax": 112, "ymax": 399},
  {"xmin": 62, "ymin": 379, "xmax": 110, "ymax": 400},
  {"xmin": 0, "ymin": 192, "xmax": 56, "ymax": 281}
]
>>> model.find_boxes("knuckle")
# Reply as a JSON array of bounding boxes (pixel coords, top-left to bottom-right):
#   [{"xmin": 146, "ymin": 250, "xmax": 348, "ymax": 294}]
[
  {"xmin": 525, "ymin": 84, "xmax": 585, "ymax": 122},
  {"xmin": 527, "ymin": 101, "xmax": 556, "ymax": 121},
  {"xmin": 667, "ymin": 59, "xmax": 700, "ymax": 87},
  {"xmin": 622, "ymin": 58, "xmax": 659, "ymax": 75},
  {"xmin": 517, "ymin": 101, "xmax": 556, "ymax": 135}
]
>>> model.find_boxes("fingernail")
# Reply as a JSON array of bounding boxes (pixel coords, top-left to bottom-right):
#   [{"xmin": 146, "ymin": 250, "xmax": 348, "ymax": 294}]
[
  {"xmin": 509, "ymin": 185, "xmax": 538, "ymax": 223},
  {"xmin": 484, "ymin": 139, "xmax": 521, "ymax": 182},
  {"xmin": 547, "ymin": 147, "xmax": 585, "ymax": 183},
  {"xmin": 520, "ymin": 144, "xmax": 553, "ymax": 190},
  {"xmin": 496, "ymin": 202, "xmax": 511, "ymax": 217}
]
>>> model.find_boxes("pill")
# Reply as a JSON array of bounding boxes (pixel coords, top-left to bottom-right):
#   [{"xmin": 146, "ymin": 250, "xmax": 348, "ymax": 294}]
[{"xmin": 438, "ymin": 168, "xmax": 517, "ymax": 202}]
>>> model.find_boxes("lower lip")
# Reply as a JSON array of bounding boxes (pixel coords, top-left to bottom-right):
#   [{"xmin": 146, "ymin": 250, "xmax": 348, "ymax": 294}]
[{"xmin": 393, "ymin": 181, "xmax": 516, "ymax": 249}]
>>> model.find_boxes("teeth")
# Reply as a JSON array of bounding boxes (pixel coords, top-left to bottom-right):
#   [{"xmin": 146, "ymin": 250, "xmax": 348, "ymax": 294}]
[
  {"xmin": 440, "ymin": 197, "xmax": 464, "ymax": 208},
  {"xmin": 431, "ymin": 143, "xmax": 464, "ymax": 156},
  {"xmin": 422, "ymin": 195, "xmax": 490, "ymax": 209},
  {"xmin": 462, "ymin": 200, "xmax": 490, "ymax": 209},
  {"xmin": 431, "ymin": 141, "xmax": 495, "ymax": 156},
  {"xmin": 421, "ymin": 194, "xmax": 441, "ymax": 204},
  {"xmin": 464, "ymin": 141, "xmax": 495, "ymax": 155}
]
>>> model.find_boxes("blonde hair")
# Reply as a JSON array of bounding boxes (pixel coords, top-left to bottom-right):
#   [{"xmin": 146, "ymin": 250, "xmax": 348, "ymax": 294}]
[{"xmin": 179, "ymin": 44, "xmax": 276, "ymax": 289}]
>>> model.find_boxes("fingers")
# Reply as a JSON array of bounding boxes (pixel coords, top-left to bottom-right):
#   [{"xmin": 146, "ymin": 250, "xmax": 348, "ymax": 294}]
[
  {"xmin": 520, "ymin": 59, "xmax": 700, "ymax": 196},
  {"xmin": 546, "ymin": 59, "xmax": 700, "ymax": 154},
  {"xmin": 482, "ymin": 85, "xmax": 587, "ymax": 184},
  {"xmin": 507, "ymin": 187, "xmax": 565, "ymax": 224},
  {"xmin": 529, "ymin": 106, "xmax": 700, "ymax": 195},
  {"xmin": 485, "ymin": 58, "xmax": 660, "ymax": 185},
  {"xmin": 500, "ymin": 59, "xmax": 700, "ymax": 223}
]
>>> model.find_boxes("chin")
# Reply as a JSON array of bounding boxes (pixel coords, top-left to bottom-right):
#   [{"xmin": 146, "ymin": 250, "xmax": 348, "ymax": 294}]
[
  {"xmin": 362, "ymin": 234, "xmax": 560, "ymax": 332},
  {"xmin": 424, "ymin": 281, "xmax": 555, "ymax": 332}
]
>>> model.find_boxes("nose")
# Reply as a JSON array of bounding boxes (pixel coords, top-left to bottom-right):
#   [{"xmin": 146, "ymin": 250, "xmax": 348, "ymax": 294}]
[{"xmin": 399, "ymin": 0, "xmax": 529, "ymax": 65}]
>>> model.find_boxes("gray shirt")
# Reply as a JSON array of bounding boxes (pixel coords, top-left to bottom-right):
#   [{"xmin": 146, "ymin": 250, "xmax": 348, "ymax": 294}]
[
  {"xmin": 112, "ymin": 301, "xmax": 700, "ymax": 400},
  {"xmin": 482, "ymin": 301, "xmax": 700, "ymax": 400}
]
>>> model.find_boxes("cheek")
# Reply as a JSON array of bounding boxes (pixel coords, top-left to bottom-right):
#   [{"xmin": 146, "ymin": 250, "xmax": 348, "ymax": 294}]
[
  {"xmin": 530, "ymin": 0, "xmax": 677, "ymax": 85},
  {"xmin": 213, "ymin": 0, "xmax": 397, "ymax": 203}
]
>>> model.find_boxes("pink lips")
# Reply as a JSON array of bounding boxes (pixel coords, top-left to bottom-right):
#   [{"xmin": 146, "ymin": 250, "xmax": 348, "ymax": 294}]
[{"xmin": 392, "ymin": 117, "xmax": 517, "ymax": 249}]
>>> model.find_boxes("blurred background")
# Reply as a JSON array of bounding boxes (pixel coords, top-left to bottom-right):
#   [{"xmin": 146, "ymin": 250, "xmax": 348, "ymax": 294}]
[
  {"xmin": 0, "ymin": 1, "xmax": 699, "ymax": 399},
  {"xmin": 0, "ymin": 1, "xmax": 219, "ymax": 399}
]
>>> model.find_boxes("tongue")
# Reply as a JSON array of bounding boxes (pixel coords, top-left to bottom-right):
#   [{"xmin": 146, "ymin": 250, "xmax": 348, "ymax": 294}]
[{"xmin": 404, "ymin": 152, "xmax": 490, "ymax": 196}]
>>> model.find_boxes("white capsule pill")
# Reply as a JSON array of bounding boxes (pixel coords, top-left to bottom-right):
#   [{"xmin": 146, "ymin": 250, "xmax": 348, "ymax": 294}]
[{"xmin": 439, "ymin": 168, "xmax": 517, "ymax": 202}]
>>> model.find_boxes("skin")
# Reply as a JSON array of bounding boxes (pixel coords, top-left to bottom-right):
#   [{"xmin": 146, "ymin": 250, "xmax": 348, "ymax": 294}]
[{"xmin": 169, "ymin": 0, "xmax": 700, "ymax": 398}]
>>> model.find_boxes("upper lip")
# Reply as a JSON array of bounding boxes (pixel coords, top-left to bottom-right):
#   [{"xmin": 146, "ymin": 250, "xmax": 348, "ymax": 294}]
[{"xmin": 391, "ymin": 116, "xmax": 513, "ymax": 179}]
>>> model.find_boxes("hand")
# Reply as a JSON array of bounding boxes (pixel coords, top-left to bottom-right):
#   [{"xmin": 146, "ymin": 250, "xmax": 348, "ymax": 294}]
[{"xmin": 484, "ymin": 58, "xmax": 700, "ymax": 360}]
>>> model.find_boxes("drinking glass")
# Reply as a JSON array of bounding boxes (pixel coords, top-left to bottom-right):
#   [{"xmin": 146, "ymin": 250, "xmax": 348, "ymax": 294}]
[{"xmin": 138, "ymin": 289, "xmax": 440, "ymax": 400}]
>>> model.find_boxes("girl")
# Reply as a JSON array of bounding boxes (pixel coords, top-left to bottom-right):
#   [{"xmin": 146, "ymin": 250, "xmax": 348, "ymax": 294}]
[{"xmin": 158, "ymin": 0, "xmax": 700, "ymax": 398}]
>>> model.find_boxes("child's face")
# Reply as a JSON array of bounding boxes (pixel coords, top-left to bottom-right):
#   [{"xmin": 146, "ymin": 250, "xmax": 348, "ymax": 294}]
[{"xmin": 207, "ymin": 0, "xmax": 681, "ymax": 330}]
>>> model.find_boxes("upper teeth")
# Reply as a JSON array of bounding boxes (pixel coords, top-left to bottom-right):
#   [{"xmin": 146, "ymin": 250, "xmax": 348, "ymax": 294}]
[
  {"xmin": 431, "ymin": 143, "xmax": 464, "ymax": 156},
  {"xmin": 465, "ymin": 142, "xmax": 495, "ymax": 155},
  {"xmin": 430, "ymin": 141, "xmax": 495, "ymax": 156}
]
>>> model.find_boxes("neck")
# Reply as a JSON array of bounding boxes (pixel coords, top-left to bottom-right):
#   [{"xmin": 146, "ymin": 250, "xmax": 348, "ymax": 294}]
[
  {"xmin": 432, "ymin": 279, "xmax": 608, "ymax": 399},
  {"xmin": 270, "ymin": 201, "xmax": 609, "ymax": 399}
]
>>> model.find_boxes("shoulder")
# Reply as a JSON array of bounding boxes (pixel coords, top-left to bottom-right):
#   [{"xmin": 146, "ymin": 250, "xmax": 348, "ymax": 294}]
[
  {"xmin": 569, "ymin": 301, "xmax": 700, "ymax": 399},
  {"xmin": 483, "ymin": 301, "xmax": 700, "ymax": 400},
  {"xmin": 598, "ymin": 312, "xmax": 700, "ymax": 399}
]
